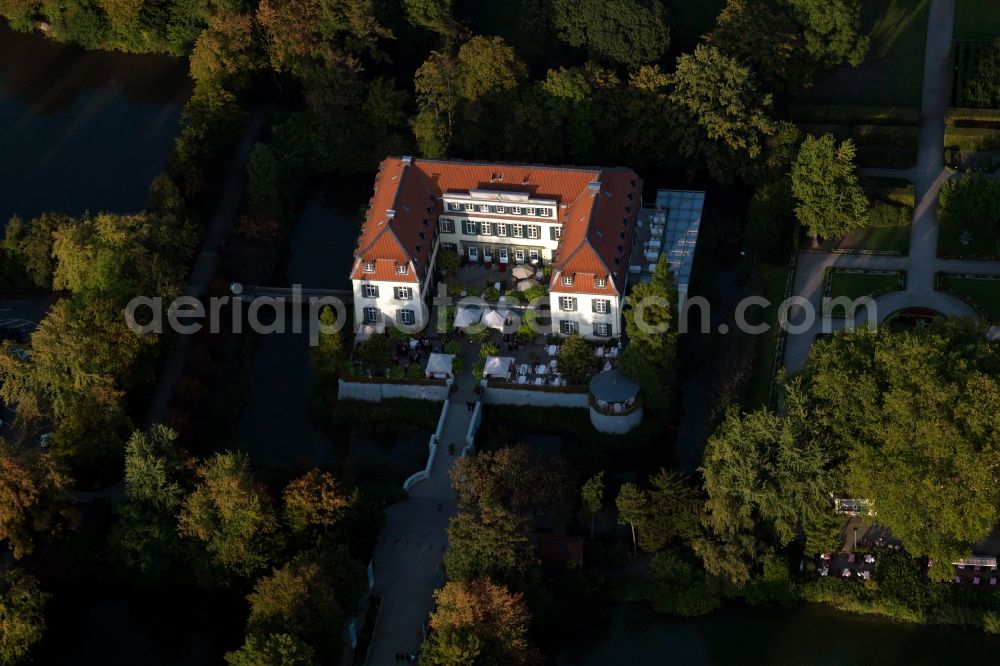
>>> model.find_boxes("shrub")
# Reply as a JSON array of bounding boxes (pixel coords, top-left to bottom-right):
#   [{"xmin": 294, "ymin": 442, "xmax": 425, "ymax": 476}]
[
  {"xmin": 983, "ymin": 611, "xmax": 1000, "ymax": 634},
  {"xmin": 480, "ymin": 342, "xmax": 499, "ymax": 359},
  {"xmin": 443, "ymin": 340, "xmax": 462, "ymax": 355},
  {"xmin": 483, "ymin": 286, "xmax": 500, "ymax": 302},
  {"xmin": 963, "ymin": 38, "xmax": 1000, "ymax": 109},
  {"xmin": 523, "ymin": 285, "xmax": 548, "ymax": 303},
  {"xmin": 939, "ymin": 173, "xmax": 1000, "ymax": 237},
  {"xmin": 406, "ymin": 363, "xmax": 423, "ymax": 379},
  {"xmin": 744, "ymin": 178, "xmax": 795, "ymax": 263},
  {"xmin": 436, "ymin": 249, "xmax": 460, "ymax": 273},
  {"xmin": 867, "ymin": 202, "xmax": 911, "ymax": 228}
]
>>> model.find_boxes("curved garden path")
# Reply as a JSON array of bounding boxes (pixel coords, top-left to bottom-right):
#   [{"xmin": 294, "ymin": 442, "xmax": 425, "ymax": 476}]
[{"xmin": 783, "ymin": 0, "xmax": 1000, "ymax": 373}]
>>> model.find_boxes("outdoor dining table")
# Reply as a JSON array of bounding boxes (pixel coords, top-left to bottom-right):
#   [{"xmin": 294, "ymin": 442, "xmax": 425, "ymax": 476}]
[
  {"xmin": 519, "ymin": 363, "xmax": 530, "ymax": 375},
  {"xmin": 534, "ymin": 377, "xmax": 544, "ymax": 385},
  {"xmin": 536, "ymin": 364, "xmax": 548, "ymax": 375},
  {"xmin": 517, "ymin": 375, "xmax": 527, "ymax": 384}
]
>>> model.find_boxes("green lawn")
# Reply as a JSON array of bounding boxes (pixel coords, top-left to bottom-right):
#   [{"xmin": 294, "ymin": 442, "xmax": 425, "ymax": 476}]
[
  {"xmin": 825, "ymin": 271, "xmax": 904, "ymax": 317},
  {"xmin": 940, "ymin": 276, "xmax": 1000, "ymax": 322},
  {"xmin": 805, "ymin": 0, "xmax": 929, "ymax": 107},
  {"xmin": 837, "ymin": 223, "xmax": 911, "ymax": 254},
  {"xmin": 955, "ymin": 0, "xmax": 1000, "ymax": 40},
  {"xmin": 938, "ymin": 225, "xmax": 1000, "ymax": 258},
  {"xmin": 745, "ymin": 262, "xmax": 790, "ymax": 410}
]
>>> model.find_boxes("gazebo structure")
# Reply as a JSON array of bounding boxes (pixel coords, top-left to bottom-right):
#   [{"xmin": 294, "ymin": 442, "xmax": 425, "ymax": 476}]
[
  {"xmin": 588, "ymin": 369, "xmax": 642, "ymax": 433},
  {"xmin": 424, "ymin": 353, "xmax": 455, "ymax": 379},
  {"xmin": 482, "ymin": 355, "xmax": 514, "ymax": 380}
]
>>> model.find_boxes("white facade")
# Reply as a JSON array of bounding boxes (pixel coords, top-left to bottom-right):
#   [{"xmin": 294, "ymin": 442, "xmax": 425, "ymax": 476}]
[
  {"xmin": 548, "ymin": 293, "xmax": 622, "ymax": 339},
  {"xmin": 351, "ymin": 259, "xmax": 428, "ymax": 332},
  {"xmin": 438, "ymin": 190, "xmax": 563, "ymax": 264}
]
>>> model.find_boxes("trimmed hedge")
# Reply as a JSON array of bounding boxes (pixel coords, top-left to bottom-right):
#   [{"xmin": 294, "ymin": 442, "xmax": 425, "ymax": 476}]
[
  {"xmin": 946, "ymin": 107, "xmax": 1000, "ymax": 128},
  {"xmin": 789, "ymin": 105, "xmax": 921, "ymax": 126},
  {"xmin": 944, "ymin": 126, "xmax": 1000, "ymax": 151}
]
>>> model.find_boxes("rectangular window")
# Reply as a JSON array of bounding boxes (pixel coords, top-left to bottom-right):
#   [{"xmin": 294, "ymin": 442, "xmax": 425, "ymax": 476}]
[
  {"xmin": 595, "ymin": 278, "xmax": 606, "ymax": 288},
  {"xmin": 512, "ymin": 224, "xmax": 523, "ymax": 238},
  {"xmin": 514, "ymin": 249, "xmax": 525, "ymax": 262},
  {"xmin": 363, "ymin": 262, "xmax": 375, "ymax": 273},
  {"xmin": 442, "ymin": 242, "xmax": 457, "ymax": 252},
  {"xmin": 394, "ymin": 286, "xmax": 412, "ymax": 300},
  {"xmin": 364, "ymin": 307, "xmax": 380, "ymax": 323},
  {"xmin": 554, "ymin": 226, "xmax": 562, "ymax": 240},
  {"xmin": 526, "ymin": 207, "xmax": 536, "ymax": 216},
  {"xmin": 529, "ymin": 250, "xmax": 539, "ymax": 260},
  {"xmin": 560, "ymin": 296, "xmax": 577, "ymax": 311},
  {"xmin": 594, "ymin": 322, "xmax": 611, "ymax": 337},
  {"xmin": 396, "ymin": 264, "xmax": 408, "ymax": 275},
  {"xmin": 464, "ymin": 220, "xmax": 477, "ymax": 235},
  {"xmin": 440, "ymin": 218, "xmax": 455, "ymax": 233},
  {"xmin": 562, "ymin": 275, "xmax": 573, "ymax": 286},
  {"xmin": 468, "ymin": 246, "xmax": 479, "ymax": 259},
  {"xmin": 399, "ymin": 309, "xmax": 415, "ymax": 325},
  {"xmin": 496, "ymin": 222, "xmax": 507, "ymax": 237},
  {"xmin": 560, "ymin": 320, "xmax": 578, "ymax": 335},
  {"xmin": 536, "ymin": 208, "xmax": 548, "ymax": 217},
  {"xmin": 512, "ymin": 206, "xmax": 522, "ymax": 215},
  {"xmin": 527, "ymin": 225, "xmax": 540, "ymax": 239},
  {"xmin": 496, "ymin": 205, "xmax": 505, "ymax": 214},
  {"xmin": 363, "ymin": 284, "xmax": 379, "ymax": 298},
  {"xmin": 480, "ymin": 221, "xmax": 492, "ymax": 236},
  {"xmin": 464, "ymin": 203, "xmax": 474, "ymax": 211},
  {"xmin": 593, "ymin": 299, "xmax": 610, "ymax": 314}
]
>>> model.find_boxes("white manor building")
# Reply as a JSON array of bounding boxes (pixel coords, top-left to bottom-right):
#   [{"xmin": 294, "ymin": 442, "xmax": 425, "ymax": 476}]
[{"xmin": 351, "ymin": 156, "xmax": 644, "ymax": 339}]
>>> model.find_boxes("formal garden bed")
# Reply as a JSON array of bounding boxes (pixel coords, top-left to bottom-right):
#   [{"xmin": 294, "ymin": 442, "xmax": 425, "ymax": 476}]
[
  {"xmin": 823, "ymin": 268, "xmax": 907, "ymax": 317},
  {"xmin": 936, "ymin": 273, "xmax": 1000, "ymax": 323},
  {"xmin": 937, "ymin": 173, "xmax": 1000, "ymax": 259}
]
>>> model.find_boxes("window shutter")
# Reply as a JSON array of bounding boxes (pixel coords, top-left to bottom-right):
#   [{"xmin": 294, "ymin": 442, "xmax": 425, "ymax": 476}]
[
  {"xmin": 407, "ymin": 287, "xmax": 413, "ymax": 300},
  {"xmin": 592, "ymin": 300, "xmax": 598, "ymax": 313},
  {"xmin": 550, "ymin": 226, "xmax": 556, "ymax": 241}
]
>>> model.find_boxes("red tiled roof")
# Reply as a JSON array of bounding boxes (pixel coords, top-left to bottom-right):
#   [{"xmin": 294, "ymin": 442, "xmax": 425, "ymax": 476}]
[{"xmin": 354, "ymin": 157, "xmax": 641, "ymax": 291}]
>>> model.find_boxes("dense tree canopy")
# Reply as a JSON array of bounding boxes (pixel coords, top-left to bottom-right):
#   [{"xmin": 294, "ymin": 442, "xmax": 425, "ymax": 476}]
[
  {"xmin": 552, "ymin": 0, "xmax": 669, "ymax": 67},
  {"xmin": 668, "ymin": 45, "xmax": 776, "ymax": 180},
  {"xmin": 0, "ymin": 441, "xmax": 75, "ymax": 560},
  {"xmin": 782, "ymin": 0, "xmax": 869, "ymax": 68},
  {"xmin": 0, "ymin": 569, "xmax": 49, "ymax": 665},
  {"xmin": 422, "ymin": 579, "xmax": 540, "ymax": 666},
  {"xmin": 799, "ymin": 320, "xmax": 1000, "ymax": 574},
  {"xmin": 178, "ymin": 452, "xmax": 279, "ymax": 578}
]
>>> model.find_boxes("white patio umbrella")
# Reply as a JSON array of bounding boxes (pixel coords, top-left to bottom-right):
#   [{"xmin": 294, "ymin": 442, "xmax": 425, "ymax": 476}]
[
  {"xmin": 517, "ymin": 279, "xmax": 536, "ymax": 291},
  {"xmin": 454, "ymin": 305, "xmax": 483, "ymax": 328},
  {"xmin": 512, "ymin": 265, "xmax": 534, "ymax": 280}
]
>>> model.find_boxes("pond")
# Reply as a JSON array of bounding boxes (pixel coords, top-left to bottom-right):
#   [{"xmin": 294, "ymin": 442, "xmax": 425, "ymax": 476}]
[
  {"xmin": 0, "ymin": 20, "xmax": 190, "ymax": 230},
  {"xmin": 556, "ymin": 602, "xmax": 1000, "ymax": 665}
]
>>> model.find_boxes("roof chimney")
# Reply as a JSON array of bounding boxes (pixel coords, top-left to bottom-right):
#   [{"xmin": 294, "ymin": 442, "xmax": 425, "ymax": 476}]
[
  {"xmin": 587, "ymin": 181, "xmax": 601, "ymax": 196},
  {"xmin": 401, "ymin": 155, "xmax": 413, "ymax": 165}
]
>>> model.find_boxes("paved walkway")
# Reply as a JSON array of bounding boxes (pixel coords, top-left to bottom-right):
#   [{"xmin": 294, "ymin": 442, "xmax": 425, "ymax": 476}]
[
  {"xmin": 365, "ymin": 359, "xmax": 479, "ymax": 664},
  {"xmin": 783, "ymin": 0, "xmax": 1000, "ymax": 372}
]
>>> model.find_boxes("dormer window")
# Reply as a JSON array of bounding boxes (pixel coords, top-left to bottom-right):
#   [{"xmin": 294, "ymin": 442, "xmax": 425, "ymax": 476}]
[
  {"xmin": 595, "ymin": 278, "xmax": 606, "ymax": 288},
  {"xmin": 464, "ymin": 203, "xmax": 474, "ymax": 211},
  {"xmin": 562, "ymin": 275, "xmax": 574, "ymax": 286},
  {"xmin": 396, "ymin": 264, "xmax": 408, "ymax": 275},
  {"xmin": 364, "ymin": 262, "xmax": 375, "ymax": 273}
]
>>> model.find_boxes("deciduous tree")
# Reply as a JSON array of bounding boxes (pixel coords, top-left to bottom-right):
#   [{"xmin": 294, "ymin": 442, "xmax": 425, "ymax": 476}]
[
  {"xmin": 0, "ymin": 441, "xmax": 75, "ymax": 559},
  {"xmin": 552, "ymin": 0, "xmax": 669, "ymax": 67},
  {"xmin": 791, "ymin": 133, "xmax": 869, "ymax": 244},
  {"xmin": 178, "ymin": 452, "xmax": 278, "ymax": 578},
  {"xmin": 0, "ymin": 569, "xmax": 48, "ymax": 665}
]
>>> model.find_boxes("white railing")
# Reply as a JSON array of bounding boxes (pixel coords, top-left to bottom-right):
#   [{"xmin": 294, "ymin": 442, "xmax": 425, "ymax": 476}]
[{"xmin": 403, "ymin": 399, "xmax": 449, "ymax": 491}]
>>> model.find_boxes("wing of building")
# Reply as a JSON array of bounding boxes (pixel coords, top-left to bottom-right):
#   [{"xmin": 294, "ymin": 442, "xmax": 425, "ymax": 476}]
[{"xmin": 351, "ymin": 156, "xmax": 643, "ymax": 339}]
